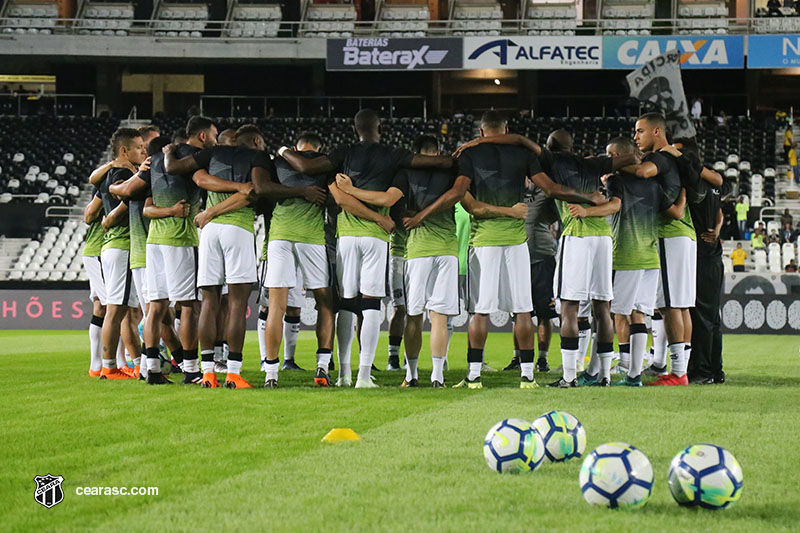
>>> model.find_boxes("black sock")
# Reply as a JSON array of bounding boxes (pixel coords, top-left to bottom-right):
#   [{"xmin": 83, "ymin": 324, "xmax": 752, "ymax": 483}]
[
  {"xmin": 172, "ymin": 348, "xmax": 184, "ymax": 365},
  {"xmin": 228, "ymin": 351, "xmax": 243, "ymax": 362},
  {"xmin": 467, "ymin": 347, "xmax": 483, "ymax": 363},
  {"xmin": 183, "ymin": 348, "xmax": 198, "ymax": 361},
  {"xmin": 561, "ymin": 336, "xmax": 579, "ymax": 350},
  {"xmin": 389, "ymin": 335, "xmax": 402, "ymax": 347},
  {"xmin": 519, "ymin": 349, "xmax": 535, "ymax": 363}
]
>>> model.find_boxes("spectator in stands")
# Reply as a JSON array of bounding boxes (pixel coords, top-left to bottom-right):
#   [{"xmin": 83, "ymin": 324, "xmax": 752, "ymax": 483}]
[
  {"xmin": 782, "ymin": 223, "xmax": 796, "ymax": 243},
  {"xmin": 735, "ymin": 196, "xmax": 749, "ymax": 237},
  {"xmin": 781, "ymin": 208, "xmax": 793, "ymax": 227},
  {"xmin": 752, "ymin": 228, "xmax": 765, "ymax": 249},
  {"xmin": 730, "ymin": 242, "xmax": 747, "ymax": 272},
  {"xmin": 788, "ymin": 143, "xmax": 799, "ymax": 184},
  {"xmin": 715, "ymin": 111, "xmax": 728, "ymax": 127},
  {"xmin": 768, "ymin": 0, "xmax": 783, "ymax": 15},
  {"xmin": 456, "ymin": 135, "xmax": 466, "ymax": 148},
  {"xmin": 785, "ymin": 125, "xmax": 793, "ymax": 163},
  {"xmin": 786, "ymin": 259, "xmax": 798, "ymax": 272},
  {"xmin": 767, "ymin": 228, "xmax": 782, "ymax": 245},
  {"xmin": 691, "ymin": 98, "xmax": 702, "ymax": 120}
]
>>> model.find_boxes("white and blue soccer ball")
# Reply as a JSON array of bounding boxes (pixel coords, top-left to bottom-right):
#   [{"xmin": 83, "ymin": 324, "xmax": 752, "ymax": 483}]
[
  {"xmin": 579, "ymin": 442, "xmax": 654, "ymax": 509},
  {"xmin": 483, "ymin": 418, "xmax": 545, "ymax": 474},
  {"xmin": 531, "ymin": 410, "xmax": 586, "ymax": 462},
  {"xmin": 668, "ymin": 444, "xmax": 743, "ymax": 510}
]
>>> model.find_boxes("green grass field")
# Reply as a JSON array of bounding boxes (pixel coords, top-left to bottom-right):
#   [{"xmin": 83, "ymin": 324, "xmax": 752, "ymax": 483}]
[{"xmin": 2, "ymin": 329, "xmax": 800, "ymax": 532}]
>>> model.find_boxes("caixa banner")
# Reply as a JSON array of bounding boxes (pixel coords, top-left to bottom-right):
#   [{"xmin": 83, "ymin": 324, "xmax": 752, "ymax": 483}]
[
  {"xmin": 326, "ymin": 37, "xmax": 463, "ymax": 71},
  {"xmin": 603, "ymin": 35, "xmax": 745, "ymax": 69},
  {"xmin": 463, "ymin": 36, "xmax": 602, "ymax": 69}
]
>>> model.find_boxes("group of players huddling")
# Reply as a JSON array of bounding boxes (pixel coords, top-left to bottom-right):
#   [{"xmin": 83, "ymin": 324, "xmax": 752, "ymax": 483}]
[{"xmin": 82, "ymin": 109, "xmax": 723, "ymax": 389}]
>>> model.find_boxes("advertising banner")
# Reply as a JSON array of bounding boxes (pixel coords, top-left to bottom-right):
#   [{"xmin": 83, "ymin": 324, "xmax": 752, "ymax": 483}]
[
  {"xmin": 603, "ymin": 35, "xmax": 745, "ymax": 69},
  {"xmin": 326, "ymin": 37, "xmax": 463, "ymax": 70},
  {"xmin": 747, "ymin": 34, "xmax": 800, "ymax": 68},
  {"xmin": 463, "ymin": 36, "xmax": 602, "ymax": 69}
]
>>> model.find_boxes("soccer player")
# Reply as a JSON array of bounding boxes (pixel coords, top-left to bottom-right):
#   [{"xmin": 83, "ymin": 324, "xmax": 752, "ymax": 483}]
[
  {"xmin": 264, "ymin": 131, "xmax": 335, "ymax": 387},
  {"xmin": 632, "ymin": 114, "xmax": 695, "ymax": 386},
  {"xmin": 166, "ymin": 124, "xmax": 326, "ymax": 389},
  {"xmin": 217, "ymin": 128, "xmax": 236, "ymax": 147},
  {"xmin": 138, "ymin": 125, "xmax": 161, "ymax": 148},
  {"xmin": 451, "ymin": 114, "xmax": 604, "ymax": 389},
  {"xmin": 82, "ymin": 188, "xmax": 106, "ymax": 377},
  {"xmin": 386, "ymin": 226, "xmax": 407, "ymax": 372},
  {"xmin": 505, "ymin": 179, "xmax": 559, "ymax": 373},
  {"xmin": 96, "ymin": 128, "xmax": 146, "ymax": 379},
  {"xmin": 278, "ymin": 109, "xmax": 453, "ymax": 388},
  {"xmin": 336, "ymin": 134, "xmax": 468, "ymax": 387}
]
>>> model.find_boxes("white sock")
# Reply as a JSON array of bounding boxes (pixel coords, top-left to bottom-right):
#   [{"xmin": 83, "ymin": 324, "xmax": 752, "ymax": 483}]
[
  {"xmin": 264, "ymin": 360, "xmax": 279, "ymax": 380},
  {"xmin": 520, "ymin": 362, "xmax": 534, "ymax": 380},
  {"xmin": 146, "ymin": 356, "xmax": 161, "ymax": 373},
  {"xmin": 432, "ymin": 355, "xmax": 445, "ymax": 383},
  {"xmin": 201, "ymin": 350, "xmax": 215, "ymax": 374},
  {"xmin": 652, "ymin": 318, "xmax": 667, "ymax": 368},
  {"xmin": 257, "ymin": 317, "xmax": 267, "ymax": 360},
  {"xmin": 389, "ymin": 343, "xmax": 400, "ymax": 359},
  {"xmin": 102, "ymin": 359, "xmax": 116, "ymax": 370},
  {"xmin": 116, "ymin": 339, "xmax": 127, "ymax": 369},
  {"xmin": 89, "ymin": 322, "xmax": 103, "ymax": 372},
  {"xmin": 183, "ymin": 358, "xmax": 199, "ymax": 373},
  {"xmin": 561, "ymin": 349, "xmax": 578, "ymax": 382},
  {"xmin": 357, "ymin": 364, "xmax": 372, "ymax": 382},
  {"xmin": 405, "ymin": 357, "xmax": 418, "ymax": 381},
  {"xmin": 618, "ymin": 344, "xmax": 631, "ymax": 371},
  {"xmin": 317, "ymin": 350, "xmax": 332, "ymax": 371},
  {"xmin": 227, "ymin": 359, "xmax": 243, "ymax": 376},
  {"xmin": 598, "ymin": 350, "xmax": 614, "ymax": 381},
  {"xmin": 133, "ymin": 356, "xmax": 141, "ymax": 367},
  {"xmin": 577, "ymin": 328, "xmax": 591, "ymax": 364},
  {"xmin": 629, "ymin": 332, "xmax": 648, "ymax": 378},
  {"xmin": 668, "ymin": 342, "xmax": 686, "ymax": 377},
  {"xmin": 587, "ymin": 333, "xmax": 600, "ymax": 375},
  {"xmin": 174, "ymin": 317, "xmax": 180, "ymax": 336},
  {"xmin": 283, "ymin": 318, "xmax": 300, "ymax": 361},
  {"xmin": 336, "ymin": 311, "xmax": 355, "ymax": 378},
  {"xmin": 468, "ymin": 361, "xmax": 482, "ymax": 380},
  {"xmin": 358, "ymin": 308, "xmax": 381, "ymax": 373}
]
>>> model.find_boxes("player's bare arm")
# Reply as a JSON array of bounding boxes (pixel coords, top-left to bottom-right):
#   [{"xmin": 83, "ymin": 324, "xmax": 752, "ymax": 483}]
[
  {"xmin": 461, "ymin": 191, "xmax": 528, "ymax": 220},
  {"xmin": 531, "ymin": 172, "xmax": 605, "ymax": 205},
  {"xmin": 252, "ymin": 166, "xmax": 326, "ymax": 205},
  {"xmin": 193, "ymin": 192, "xmax": 252, "ymax": 229},
  {"xmin": 336, "ymin": 173, "xmax": 403, "ymax": 207},
  {"xmin": 278, "ymin": 147, "xmax": 335, "ymax": 175},
  {"xmin": 163, "ymin": 144, "xmax": 200, "ymax": 175},
  {"xmin": 101, "ymin": 201, "xmax": 128, "ymax": 231},
  {"xmin": 329, "ymin": 181, "xmax": 395, "ymax": 234},
  {"xmin": 403, "ymin": 176, "xmax": 471, "ymax": 230},
  {"xmin": 568, "ymin": 197, "xmax": 621, "ymax": 219},
  {"xmin": 453, "ymin": 134, "xmax": 542, "ymax": 157},
  {"xmin": 663, "ymin": 188, "xmax": 687, "ymax": 220},
  {"xmin": 84, "ymin": 195, "xmax": 103, "ymax": 224},
  {"xmin": 409, "ymin": 154, "xmax": 455, "ymax": 169},
  {"xmin": 142, "ymin": 196, "xmax": 189, "ymax": 220},
  {"xmin": 192, "ymin": 169, "xmax": 252, "ymax": 195}
]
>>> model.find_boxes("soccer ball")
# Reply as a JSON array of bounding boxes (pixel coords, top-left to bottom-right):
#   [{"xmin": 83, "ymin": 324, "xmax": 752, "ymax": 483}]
[
  {"xmin": 531, "ymin": 410, "xmax": 586, "ymax": 462},
  {"xmin": 483, "ymin": 418, "xmax": 545, "ymax": 474},
  {"xmin": 579, "ymin": 442, "xmax": 654, "ymax": 509},
  {"xmin": 668, "ymin": 444, "xmax": 743, "ymax": 509}
]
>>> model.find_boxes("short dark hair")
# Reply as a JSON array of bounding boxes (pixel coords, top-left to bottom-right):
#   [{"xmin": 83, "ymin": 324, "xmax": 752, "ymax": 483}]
[
  {"xmin": 110, "ymin": 128, "xmax": 141, "ymax": 156},
  {"xmin": 354, "ymin": 109, "xmax": 380, "ymax": 135},
  {"xmin": 297, "ymin": 131, "xmax": 323, "ymax": 150},
  {"xmin": 172, "ymin": 132, "xmax": 188, "ymax": 144},
  {"xmin": 147, "ymin": 135, "xmax": 171, "ymax": 156},
  {"xmin": 412, "ymin": 135, "xmax": 439, "ymax": 154},
  {"xmin": 607, "ymin": 136, "xmax": 637, "ymax": 155},
  {"xmin": 480, "ymin": 110, "xmax": 506, "ymax": 131},
  {"xmin": 185, "ymin": 115, "xmax": 215, "ymax": 139},
  {"xmin": 235, "ymin": 124, "xmax": 264, "ymax": 146},
  {"xmin": 673, "ymin": 137, "xmax": 700, "ymax": 161},
  {"xmin": 638, "ymin": 112, "xmax": 667, "ymax": 131},
  {"xmin": 137, "ymin": 124, "xmax": 160, "ymax": 136}
]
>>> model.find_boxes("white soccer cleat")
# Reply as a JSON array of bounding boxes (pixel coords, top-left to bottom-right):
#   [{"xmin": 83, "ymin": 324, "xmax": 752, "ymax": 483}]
[
  {"xmin": 355, "ymin": 376, "xmax": 379, "ymax": 389},
  {"xmin": 336, "ymin": 375, "xmax": 352, "ymax": 387}
]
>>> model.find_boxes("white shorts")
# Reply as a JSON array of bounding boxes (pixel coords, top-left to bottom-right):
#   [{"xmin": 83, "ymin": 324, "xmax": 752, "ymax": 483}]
[
  {"xmin": 83, "ymin": 255, "xmax": 106, "ymax": 306},
  {"xmin": 405, "ymin": 255, "xmax": 460, "ymax": 316},
  {"xmin": 146, "ymin": 244, "xmax": 198, "ymax": 303},
  {"xmin": 336, "ymin": 235, "xmax": 389, "ymax": 299},
  {"xmin": 265, "ymin": 240, "xmax": 328, "ymax": 290},
  {"xmin": 100, "ymin": 248, "xmax": 139, "ymax": 308},
  {"xmin": 389, "ymin": 255, "xmax": 406, "ymax": 307},
  {"xmin": 554, "ymin": 235, "xmax": 613, "ymax": 302},
  {"xmin": 468, "ymin": 243, "xmax": 533, "ymax": 314},
  {"xmin": 197, "ymin": 222, "xmax": 257, "ymax": 287},
  {"xmin": 611, "ymin": 269, "xmax": 659, "ymax": 316},
  {"xmin": 259, "ymin": 260, "xmax": 305, "ymax": 308},
  {"xmin": 656, "ymin": 236, "xmax": 697, "ymax": 309},
  {"xmin": 132, "ymin": 267, "xmax": 148, "ymax": 309}
]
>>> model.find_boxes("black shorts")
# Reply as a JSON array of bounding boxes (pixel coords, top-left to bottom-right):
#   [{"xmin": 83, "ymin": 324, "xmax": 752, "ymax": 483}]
[{"xmin": 531, "ymin": 257, "xmax": 557, "ymax": 321}]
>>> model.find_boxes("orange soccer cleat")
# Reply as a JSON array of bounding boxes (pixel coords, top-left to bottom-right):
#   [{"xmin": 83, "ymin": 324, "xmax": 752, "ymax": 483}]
[
  {"xmin": 88, "ymin": 369, "xmax": 102, "ymax": 378},
  {"xmin": 100, "ymin": 367, "xmax": 135, "ymax": 380},
  {"xmin": 224, "ymin": 373, "xmax": 252, "ymax": 389},
  {"xmin": 200, "ymin": 373, "xmax": 219, "ymax": 388},
  {"xmin": 647, "ymin": 373, "xmax": 689, "ymax": 386}
]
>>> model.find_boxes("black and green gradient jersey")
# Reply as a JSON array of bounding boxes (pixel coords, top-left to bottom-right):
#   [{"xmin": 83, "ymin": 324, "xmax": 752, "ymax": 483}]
[
  {"xmin": 142, "ymin": 145, "xmax": 202, "ymax": 247},
  {"xmin": 194, "ymin": 145, "xmax": 273, "ymax": 234},
  {"xmin": 454, "ymin": 203, "xmax": 470, "ymax": 275},
  {"xmin": 98, "ymin": 167, "xmax": 132, "ymax": 251},
  {"xmin": 538, "ymin": 148, "xmax": 612, "ymax": 238},
  {"xmin": 128, "ymin": 189, "xmax": 150, "ymax": 269},
  {"xmin": 392, "ymin": 167, "xmax": 458, "ymax": 260},
  {"xmin": 82, "ymin": 188, "xmax": 104, "ymax": 257},
  {"xmin": 607, "ymin": 172, "xmax": 662, "ymax": 270},
  {"xmin": 269, "ymin": 151, "xmax": 328, "ymax": 245},
  {"xmin": 458, "ymin": 143, "xmax": 541, "ymax": 247},
  {"xmin": 390, "ymin": 227, "xmax": 407, "ymax": 258},
  {"xmin": 525, "ymin": 184, "xmax": 559, "ymax": 264},
  {"xmin": 328, "ymin": 142, "xmax": 414, "ymax": 242},
  {"xmin": 645, "ymin": 151, "xmax": 695, "ymax": 239}
]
